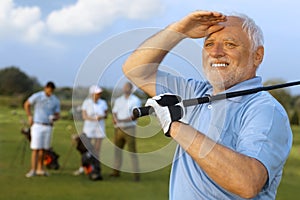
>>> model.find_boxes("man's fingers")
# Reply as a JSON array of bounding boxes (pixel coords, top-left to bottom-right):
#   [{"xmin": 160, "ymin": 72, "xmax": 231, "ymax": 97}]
[
  {"xmin": 190, "ymin": 11, "xmax": 227, "ymax": 28},
  {"xmin": 169, "ymin": 10, "xmax": 227, "ymax": 39},
  {"xmin": 206, "ymin": 25, "xmax": 225, "ymax": 36},
  {"xmin": 192, "ymin": 11, "xmax": 226, "ymax": 20}
]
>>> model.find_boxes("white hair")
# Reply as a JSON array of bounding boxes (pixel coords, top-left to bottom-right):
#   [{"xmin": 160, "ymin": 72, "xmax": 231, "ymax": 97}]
[{"xmin": 230, "ymin": 12, "xmax": 264, "ymax": 51}]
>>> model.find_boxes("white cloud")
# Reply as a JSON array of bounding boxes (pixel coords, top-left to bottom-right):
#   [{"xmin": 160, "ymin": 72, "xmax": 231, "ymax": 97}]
[
  {"xmin": 0, "ymin": 0, "xmax": 164, "ymax": 43},
  {"xmin": 46, "ymin": 0, "xmax": 164, "ymax": 35},
  {"xmin": 0, "ymin": 0, "xmax": 46, "ymax": 43}
]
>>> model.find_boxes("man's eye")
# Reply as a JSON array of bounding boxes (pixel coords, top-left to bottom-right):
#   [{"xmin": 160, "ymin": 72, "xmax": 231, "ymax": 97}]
[
  {"xmin": 225, "ymin": 43, "xmax": 237, "ymax": 48},
  {"xmin": 204, "ymin": 42, "xmax": 214, "ymax": 48}
]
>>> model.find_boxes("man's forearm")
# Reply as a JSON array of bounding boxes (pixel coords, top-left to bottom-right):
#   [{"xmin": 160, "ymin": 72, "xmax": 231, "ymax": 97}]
[
  {"xmin": 24, "ymin": 100, "xmax": 33, "ymax": 125},
  {"xmin": 24, "ymin": 101, "xmax": 32, "ymax": 116},
  {"xmin": 123, "ymin": 27, "xmax": 186, "ymax": 96},
  {"xmin": 170, "ymin": 122, "xmax": 268, "ymax": 199}
]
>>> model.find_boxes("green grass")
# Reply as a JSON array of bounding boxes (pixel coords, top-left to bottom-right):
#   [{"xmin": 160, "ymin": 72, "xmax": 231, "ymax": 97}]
[
  {"xmin": 0, "ymin": 105, "xmax": 171, "ymax": 200},
  {"xmin": 0, "ymin": 104, "xmax": 299, "ymax": 199},
  {"xmin": 276, "ymin": 125, "xmax": 300, "ymax": 200}
]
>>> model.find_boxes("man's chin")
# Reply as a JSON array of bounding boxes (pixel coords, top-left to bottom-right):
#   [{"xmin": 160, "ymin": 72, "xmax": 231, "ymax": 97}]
[{"xmin": 207, "ymin": 79, "xmax": 227, "ymax": 91}]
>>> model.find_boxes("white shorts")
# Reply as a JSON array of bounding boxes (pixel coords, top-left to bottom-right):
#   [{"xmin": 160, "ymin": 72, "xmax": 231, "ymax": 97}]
[
  {"xmin": 30, "ymin": 123, "xmax": 53, "ymax": 149},
  {"xmin": 83, "ymin": 121, "xmax": 106, "ymax": 139},
  {"xmin": 84, "ymin": 129, "xmax": 106, "ymax": 139}
]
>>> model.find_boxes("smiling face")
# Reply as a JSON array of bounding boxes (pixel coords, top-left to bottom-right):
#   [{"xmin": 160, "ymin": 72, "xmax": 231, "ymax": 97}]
[{"xmin": 202, "ymin": 16, "xmax": 264, "ymax": 94}]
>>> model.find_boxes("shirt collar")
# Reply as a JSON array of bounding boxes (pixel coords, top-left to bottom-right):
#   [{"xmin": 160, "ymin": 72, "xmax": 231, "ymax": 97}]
[
  {"xmin": 205, "ymin": 76, "xmax": 263, "ymax": 103},
  {"xmin": 123, "ymin": 94, "xmax": 132, "ymax": 99}
]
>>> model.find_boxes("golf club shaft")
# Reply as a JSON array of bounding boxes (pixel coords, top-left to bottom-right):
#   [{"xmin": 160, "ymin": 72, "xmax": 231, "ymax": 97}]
[{"xmin": 133, "ymin": 80, "xmax": 300, "ymax": 118}]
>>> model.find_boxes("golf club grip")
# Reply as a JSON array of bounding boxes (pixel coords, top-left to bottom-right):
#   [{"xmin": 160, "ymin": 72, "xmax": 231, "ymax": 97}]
[{"xmin": 133, "ymin": 106, "xmax": 153, "ymax": 118}]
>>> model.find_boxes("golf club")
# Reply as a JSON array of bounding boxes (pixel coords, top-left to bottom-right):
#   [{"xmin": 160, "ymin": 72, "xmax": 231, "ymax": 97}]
[{"xmin": 133, "ymin": 80, "xmax": 300, "ymax": 118}]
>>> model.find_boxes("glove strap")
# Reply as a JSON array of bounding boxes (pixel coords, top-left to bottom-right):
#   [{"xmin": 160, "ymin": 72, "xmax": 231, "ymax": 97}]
[{"xmin": 164, "ymin": 105, "xmax": 183, "ymax": 137}]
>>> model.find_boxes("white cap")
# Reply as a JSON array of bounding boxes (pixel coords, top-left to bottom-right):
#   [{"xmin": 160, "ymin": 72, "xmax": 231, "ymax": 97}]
[{"xmin": 89, "ymin": 85, "xmax": 103, "ymax": 94}]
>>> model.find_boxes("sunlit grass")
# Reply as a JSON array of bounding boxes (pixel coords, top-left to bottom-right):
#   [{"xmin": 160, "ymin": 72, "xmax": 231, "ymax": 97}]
[{"xmin": 0, "ymin": 104, "xmax": 299, "ymax": 199}]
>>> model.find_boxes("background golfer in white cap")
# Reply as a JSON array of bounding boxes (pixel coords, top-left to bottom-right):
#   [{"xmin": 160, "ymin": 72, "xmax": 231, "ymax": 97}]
[{"xmin": 73, "ymin": 85, "xmax": 108, "ymax": 176}]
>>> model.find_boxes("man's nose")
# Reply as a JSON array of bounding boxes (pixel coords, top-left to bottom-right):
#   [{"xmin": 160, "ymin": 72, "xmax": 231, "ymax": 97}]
[{"xmin": 209, "ymin": 43, "xmax": 225, "ymax": 58}]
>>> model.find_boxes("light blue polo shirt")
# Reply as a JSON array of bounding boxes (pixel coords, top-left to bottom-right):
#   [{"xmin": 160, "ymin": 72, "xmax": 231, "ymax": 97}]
[
  {"xmin": 28, "ymin": 91, "xmax": 60, "ymax": 124},
  {"xmin": 156, "ymin": 70, "xmax": 292, "ymax": 200}
]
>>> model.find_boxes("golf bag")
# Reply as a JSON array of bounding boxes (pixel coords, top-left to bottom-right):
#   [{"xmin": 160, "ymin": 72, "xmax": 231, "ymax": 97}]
[
  {"xmin": 44, "ymin": 148, "xmax": 60, "ymax": 170},
  {"xmin": 21, "ymin": 127, "xmax": 60, "ymax": 170},
  {"xmin": 74, "ymin": 133, "xmax": 102, "ymax": 181}
]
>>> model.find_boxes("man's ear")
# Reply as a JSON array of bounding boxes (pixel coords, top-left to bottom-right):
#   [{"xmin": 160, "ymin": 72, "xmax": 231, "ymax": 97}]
[{"xmin": 254, "ymin": 46, "xmax": 264, "ymax": 68}]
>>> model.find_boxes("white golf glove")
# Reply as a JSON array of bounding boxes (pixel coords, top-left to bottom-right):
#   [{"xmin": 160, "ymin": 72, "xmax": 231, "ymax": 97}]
[
  {"xmin": 145, "ymin": 93, "xmax": 184, "ymax": 137},
  {"xmin": 49, "ymin": 115, "xmax": 55, "ymax": 123}
]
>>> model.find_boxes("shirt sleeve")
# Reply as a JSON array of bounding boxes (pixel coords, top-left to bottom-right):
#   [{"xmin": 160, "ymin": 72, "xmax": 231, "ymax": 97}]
[
  {"xmin": 54, "ymin": 98, "xmax": 60, "ymax": 113},
  {"xmin": 27, "ymin": 92, "xmax": 39, "ymax": 104},
  {"xmin": 237, "ymin": 99, "xmax": 292, "ymax": 187},
  {"xmin": 81, "ymin": 99, "xmax": 89, "ymax": 111}
]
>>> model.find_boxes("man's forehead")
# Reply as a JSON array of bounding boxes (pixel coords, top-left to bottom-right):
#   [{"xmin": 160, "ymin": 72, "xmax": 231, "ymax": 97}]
[
  {"xmin": 204, "ymin": 16, "xmax": 245, "ymax": 40},
  {"xmin": 223, "ymin": 16, "xmax": 244, "ymax": 27}
]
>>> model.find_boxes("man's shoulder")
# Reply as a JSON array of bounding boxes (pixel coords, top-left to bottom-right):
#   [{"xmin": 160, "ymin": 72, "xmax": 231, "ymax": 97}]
[
  {"xmin": 51, "ymin": 94, "xmax": 60, "ymax": 103},
  {"xmin": 115, "ymin": 95, "xmax": 123, "ymax": 102},
  {"xmin": 242, "ymin": 91, "xmax": 287, "ymax": 117},
  {"xmin": 28, "ymin": 91, "xmax": 43, "ymax": 101},
  {"xmin": 32, "ymin": 91, "xmax": 43, "ymax": 97},
  {"xmin": 130, "ymin": 94, "xmax": 140, "ymax": 100},
  {"xmin": 113, "ymin": 96, "xmax": 123, "ymax": 106},
  {"xmin": 130, "ymin": 94, "xmax": 141, "ymax": 103}
]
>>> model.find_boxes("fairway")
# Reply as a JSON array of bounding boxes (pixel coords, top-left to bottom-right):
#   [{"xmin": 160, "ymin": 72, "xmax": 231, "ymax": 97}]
[{"xmin": 0, "ymin": 104, "xmax": 299, "ymax": 199}]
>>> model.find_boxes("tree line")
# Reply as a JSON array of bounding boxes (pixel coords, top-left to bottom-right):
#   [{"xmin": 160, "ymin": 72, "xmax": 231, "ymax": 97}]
[{"xmin": 0, "ymin": 66, "xmax": 299, "ymax": 125}]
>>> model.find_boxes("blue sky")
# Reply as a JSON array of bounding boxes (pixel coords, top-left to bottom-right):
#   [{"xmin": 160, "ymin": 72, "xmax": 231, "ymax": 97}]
[{"xmin": 1, "ymin": 0, "xmax": 300, "ymax": 95}]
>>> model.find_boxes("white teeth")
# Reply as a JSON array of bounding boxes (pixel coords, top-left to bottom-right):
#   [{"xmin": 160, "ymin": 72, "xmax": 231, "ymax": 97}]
[{"xmin": 211, "ymin": 63, "xmax": 228, "ymax": 67}]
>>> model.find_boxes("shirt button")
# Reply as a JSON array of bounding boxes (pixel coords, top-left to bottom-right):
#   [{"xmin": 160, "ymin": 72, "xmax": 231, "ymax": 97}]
[{"xmin": 208, "ymin": 105, "xmax": 212, "ymax": 109}]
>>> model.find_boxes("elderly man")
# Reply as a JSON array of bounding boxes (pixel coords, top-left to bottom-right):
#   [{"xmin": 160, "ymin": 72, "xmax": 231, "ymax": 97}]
[{"xmin": 122, "ymin": 11, "xmax": 292, "ymax": 199}]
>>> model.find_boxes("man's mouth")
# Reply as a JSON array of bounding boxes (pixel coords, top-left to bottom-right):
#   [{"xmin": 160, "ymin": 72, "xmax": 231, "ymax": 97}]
[{"xmin": 211, "ymin": 63, "xmax": 229, "ymax": 68}]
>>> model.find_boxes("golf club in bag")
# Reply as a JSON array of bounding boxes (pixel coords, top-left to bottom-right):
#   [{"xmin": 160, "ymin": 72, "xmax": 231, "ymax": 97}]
[
  {"xmin": 10, "ymin": 117, "xmax": 30, "ymax": 167},
  {"xmin": 73, "ymin": 133, "xmax": 103, "ymax": 181},
  {"xmin": 133, "ymin": 80, "xmax": 300, "ymax": 119}
]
